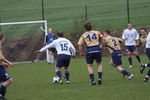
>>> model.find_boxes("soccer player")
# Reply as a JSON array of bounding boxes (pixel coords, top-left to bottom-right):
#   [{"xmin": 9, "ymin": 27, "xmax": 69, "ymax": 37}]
[
  {"xmin": 78, "ymin": 22, "xmax": 103, "ymax": 85},
  {"xmin": 103, "ymin": 30, "xmax": 134, "ymax": 80},
  {"xmin": 140, "ymin": 31, "xmax": 150, "ymax": 82},
  {"xmin": 122, "ymin": 23, "xmax": 142, "ymax": 68},
  {"xmin": 35, "ymin": 32, "xmax": 76, "ymax": 84},
  {"xmin": 0, "ymin": 32, "xmax": 13, "ymax": 100},
  {"xmin": 46, "ymin": 28, "xmax": 55, "ymax": 64},
  {"xmin": 136, "ymin": 28, "xmax": 147, "ymax": 47}
]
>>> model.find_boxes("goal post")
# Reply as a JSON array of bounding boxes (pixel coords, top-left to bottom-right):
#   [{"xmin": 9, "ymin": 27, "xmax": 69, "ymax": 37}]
[{"xmin": 0, "ymin": 20, "xmax": 50, "ymax": 63}]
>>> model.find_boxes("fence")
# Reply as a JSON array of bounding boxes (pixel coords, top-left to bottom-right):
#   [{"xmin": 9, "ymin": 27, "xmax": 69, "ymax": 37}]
[{"xmin": 0, "ymin": 0, "xmax": 150, "ymax": 33}]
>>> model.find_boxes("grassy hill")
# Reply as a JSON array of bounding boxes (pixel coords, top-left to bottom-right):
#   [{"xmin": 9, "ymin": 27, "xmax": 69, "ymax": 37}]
[{"xmin": 0, "ymin": 0, "xmax": 150, "ymax": 38}]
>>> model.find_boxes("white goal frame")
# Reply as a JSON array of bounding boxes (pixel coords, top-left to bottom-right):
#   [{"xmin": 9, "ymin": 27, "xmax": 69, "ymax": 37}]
[{"xmin": 0, "ymin": 20, "xmax": 49, "ymax": 63}]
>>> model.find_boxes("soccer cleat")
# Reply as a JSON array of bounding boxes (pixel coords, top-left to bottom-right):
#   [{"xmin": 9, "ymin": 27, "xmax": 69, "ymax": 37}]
[
  {"xmin": 128, "ymin": 74, "xmax": 134, "ymax": 80},
  {"xmin": 140, "ymin": 64, "xmax": 145, "ymax": 74},
  {"xmin": 129, "ymin": 65, "xmax": 133, "ymax": 68},
  {"xmin": 144, "ymin": 77, "xmax": 150, "ymax": 82},
  {"xmin": 97, "ymin": 79, "xmax": 102, "ymax": 85},
  {"xmin": 90, "ymin": 80, "xmax": 96, "ymax": 86},
  {"xmin": 66, "ymin": 80, "xmax": 70, "ymax": 84}
]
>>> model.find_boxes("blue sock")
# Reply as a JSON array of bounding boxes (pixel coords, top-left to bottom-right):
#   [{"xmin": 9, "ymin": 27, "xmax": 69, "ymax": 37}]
[
  {"xmin": 128, "ymin": 56, "xmax": 132, "ymax": 65},
  {"xmin": 56, "ymin": 71, "xmax": 62, "ymax": 79},
  {"xmin": 0, "ymin": 85, "xmax": 6, "ymax": 97},
  {"xmin": 65, "ymin": 71, "xmax": 70, "ymax": 81},
  {"xmin": 136, "ymin": 56, "xmax": 142, "ymax": 64},
  {"xmin": 121, "ymin": 69, "xmax": 131, "ymax": 76},
  {"xmin": 98, "ymin": 72, "xmax": 102, "ymax": 80},
  {"xmin": 89, "ymin": 74, "xmax": 95, "ymax": 81}
]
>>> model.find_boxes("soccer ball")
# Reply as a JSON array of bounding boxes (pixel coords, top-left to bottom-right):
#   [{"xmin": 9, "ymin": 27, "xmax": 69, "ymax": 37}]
[{"xmin": 52, "ymin": 76, "xmax": 60, "ymax": 83}]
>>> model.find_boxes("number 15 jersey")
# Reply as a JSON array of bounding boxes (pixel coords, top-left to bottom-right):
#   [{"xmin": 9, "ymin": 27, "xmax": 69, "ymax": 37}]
[
  {"xmin": 78, "ymin": 30, "xmax": 103, "ymax": 53},
  {"xmin": 40, "ymin": 38, "xmax": 76, "ymax": 56}
]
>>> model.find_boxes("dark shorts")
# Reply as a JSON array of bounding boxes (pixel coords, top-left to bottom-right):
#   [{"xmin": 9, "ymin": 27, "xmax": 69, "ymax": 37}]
[
  {"xmin": 146, "ymin": 48, "xmax": 150, "ymax": 61},
  {"xmin": 56, "ymin": 54, "xmax": 71, "ymax": 68},
  {"xmin": 48, "ymin": 48, "xmax": 56, "ymax": 52},
  {"xmin": 111, "ymin": 50, "xmax": 122, "ymax": 67},
  {"xmin": 125, "ymin": 45, "xmax": 137, "ymax": 52},
  {"xmin": 0, "ymin": 65, "xmax": 11, "ymax": 82},
  {"xmin": 86, "ymin": 52, "xmax": 102, "ymax": 64}
]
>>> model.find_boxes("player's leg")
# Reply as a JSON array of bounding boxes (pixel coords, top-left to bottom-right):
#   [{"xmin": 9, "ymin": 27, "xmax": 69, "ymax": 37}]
[
  {"xmin": 95, "ymin": 52, "xmax": 103, "ymax": 85},
  {"xmin": 63, "ymin": 56, "xmax": 71, "ymax": 84},
  {"xmin": 127, "ymin": 51, "xmax": 133, "ymax": 68},
  {"xmin": 0, "ymin": 66, "xmax": 13, "ymax": 99},
  {"xmin": 86, "ymin": 53, "xmax": 96, "ymax": 85},
  {"xmin": 112, "ymin": 52, "xmax": 134, "ymax": 80},
  {"xmin": 64, "ymin": 67, "xmax": 70, "ymax": 84},
  {"xmin": 133, "ymin": 49, "xmax": 142, "ymax": 65}
]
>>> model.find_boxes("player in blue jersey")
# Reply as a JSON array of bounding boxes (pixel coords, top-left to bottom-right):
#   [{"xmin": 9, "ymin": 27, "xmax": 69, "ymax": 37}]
[
  {"xmin": 78, "ymin": 22, "xmax": 103, "ymax": 85},
  {"xmin": 0, "ymin": 32, "xmax": 14, "ymax": 100},
  {"xmin": 46, "ymin": 28, "xmax": 55, "ymax": 64}
]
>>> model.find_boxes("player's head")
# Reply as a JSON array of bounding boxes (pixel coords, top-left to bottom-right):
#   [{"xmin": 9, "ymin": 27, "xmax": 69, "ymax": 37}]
[
  {"xmin": 103, "ymin": 30, "xmax": 111, "ymax": 37},
  {"xmin": 84, "ymin": 22, "xmax": 92, "ymax": 31},
  {"xmin": 48, "ymin": 28, "xmax": 53, "ymax": 34},
  {"xmin": 0, "ymin": 32, "xmax": 5, "ymax": 42},
  {"xmin": 57, "ymin": 32, "xmax": 64, "ymax": 38},
  {"xmin": 140, "ymin": 28, "xmax": 147, "ymax": 36},
  {"xmin": 127, "ymin": 23, "xmax": 133, "ymax": 30}
]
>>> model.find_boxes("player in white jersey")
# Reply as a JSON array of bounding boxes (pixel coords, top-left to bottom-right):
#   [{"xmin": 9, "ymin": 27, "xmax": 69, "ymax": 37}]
[
  {"xmin": 140, "ymin": 32, "xmax": 150, "ymax": 82},
  {"xmin": 122, "ymin": 23, "xmax": 142, "ymax": 68},
  {"xmin": 35, "ymin": 32, "xmax": 76, "ymax": 84}
]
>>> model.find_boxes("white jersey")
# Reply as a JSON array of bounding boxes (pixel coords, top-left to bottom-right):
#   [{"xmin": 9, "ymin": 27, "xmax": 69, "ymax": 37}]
[
  {"xmin": 40, "ymin": 38, "xmax": 76, "ymax": 56},
  {"xmin": 122, "ymin": 28, "xmax": 139, "ymax": 46},
  {"xmin": 146, "ymin": 32, "xmax": 150, "ymax": 48}
]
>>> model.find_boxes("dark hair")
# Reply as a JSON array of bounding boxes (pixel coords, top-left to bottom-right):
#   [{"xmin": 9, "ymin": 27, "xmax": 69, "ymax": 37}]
[
  {"xmin": 0, "ymin": 32, "xmax": 4, "ymax": 40},
  {"xmin": 84, "ymin": 22, "xmax": 92, "ymax": 31},
  {"xmin": 141, "ymin": 28, "xmax": 147, "ymax": 32},
  {"xmin": 57, "ymin": 32, "xmax": 64, "ymax": 37},
  {"xmin": 104, "ymin": 30, "xmax": 111, "ymax": 35}
]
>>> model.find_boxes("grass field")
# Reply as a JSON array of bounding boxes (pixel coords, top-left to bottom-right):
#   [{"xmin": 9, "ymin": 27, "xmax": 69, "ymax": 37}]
[
  {"xmin": 0, "ymin": 0, "xmax": 150, "ymax": 38},
  {"xmin": 7, "ymin": 55, "xmax": 150, "ymax": 100}
]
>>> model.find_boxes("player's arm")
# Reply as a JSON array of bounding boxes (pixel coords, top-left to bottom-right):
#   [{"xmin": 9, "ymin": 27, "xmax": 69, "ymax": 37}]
[
  {"xmin": 136, "ymin": 39, "xmax": 142, "ymax": 47},
  {"xmin": 0, "ymin": 58, "xmax": 13, "ymax": 68},
  {"xmin": 78, "ymin": 36, "xmax": 85, "ymax": 56},
  {"xmin": 69, "ymin": 41, "xmax": 76, "ymax": 57},
  {"xmin": 122, "ymin": 31, "xmax": 128, "ymax": 40},
  {"xmin": 135, "ymin": 30, "xmax": 140, "ymax": 41},
  {"xmin": 35, "ymin": 41, "xmax": 55, "ymax": 53}
]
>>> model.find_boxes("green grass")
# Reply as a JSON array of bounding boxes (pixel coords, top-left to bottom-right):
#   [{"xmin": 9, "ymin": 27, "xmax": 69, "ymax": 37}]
[
  {"xmin": 0, "ymin": 0, "xmax": 150, "ymax": 39},
  {"xmin": 7, "ymin": 55, "xmax": 150, "ymax": 100}
]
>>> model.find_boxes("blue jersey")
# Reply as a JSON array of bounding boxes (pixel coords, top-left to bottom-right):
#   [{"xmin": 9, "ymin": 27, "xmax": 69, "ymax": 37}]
[{"xmin": 46, "ymin": 34, "xmax": 55, "ymax": 44}]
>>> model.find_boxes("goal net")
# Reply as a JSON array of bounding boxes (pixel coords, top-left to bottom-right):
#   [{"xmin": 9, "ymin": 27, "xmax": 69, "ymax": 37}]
[{"xmin": 0, "ymin": 20, "xmax": 49, "ymax": 63}]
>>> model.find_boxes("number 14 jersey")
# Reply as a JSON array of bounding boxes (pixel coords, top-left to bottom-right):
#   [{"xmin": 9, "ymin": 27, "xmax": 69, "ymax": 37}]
[{"xmin": 78, "ymin": 30, "xmax": 103, "ymax": 53}]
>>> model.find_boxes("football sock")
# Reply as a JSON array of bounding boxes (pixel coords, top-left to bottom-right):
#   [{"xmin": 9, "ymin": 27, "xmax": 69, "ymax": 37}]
[
  {"xmin": 0, "ymin": 85, "xmax": 6, "ymax": 97},
  {"xmin": 56, "ymin": 71, "xmax": 62, "ymax": 79},
  {"xmin": 144, "ymin": 63, "xmax": 150, "ymax": 67},
  {"xmin": 98, "ymin": 72, "xmax": 102, "ymax": 80},
  {"xmin": 128, "ymin": 56, "xmax": 132, "ymax": 65},
  {"xmin": 121, "ymin": 69, "xmax": 131, "ymax": 76},
  {"xmin": 51, "ymin": 55, "xmax": 54, "ymax": 63},
  {"xmin": 65, "ymin": 71, "xmax": 70, "ymax": 81},
  {"xmin": 136, "ymin": 56, "xmax": 142, "ymax": 64},
  {"xmin": 89, "ymin": 74, "xmax": 95, "ymax": 81}
]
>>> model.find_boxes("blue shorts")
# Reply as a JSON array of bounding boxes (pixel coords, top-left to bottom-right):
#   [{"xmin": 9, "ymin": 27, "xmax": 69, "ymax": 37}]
[
  {"xmin": 86, "ymin": 52, "xmax": 102, "ymax": 64},
  {"xmin": 56, "ymin": 54, "xmax": 71, "ymax": 68},
  {"xmin": 111, "ymin": 50, "xmax": 122, "ymax": 67},
  {"xmin": 0, "ymin": 65, "xmax": 11, "ymax": 82},
  {"xmin": 125, "ymin": 45, "xmax": 137, "ymax": 52},
  {"xmin": 146, "ymin": 48, "xmax": 150, "ymax": 61}
]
